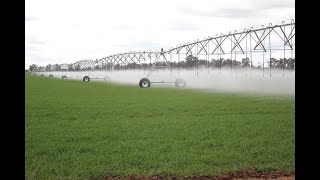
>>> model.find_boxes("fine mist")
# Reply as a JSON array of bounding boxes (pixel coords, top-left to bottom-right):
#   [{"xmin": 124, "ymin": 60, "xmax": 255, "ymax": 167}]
[{"xmin": 38, "ymin": 67, "xmax": 295, "ymax": 96}]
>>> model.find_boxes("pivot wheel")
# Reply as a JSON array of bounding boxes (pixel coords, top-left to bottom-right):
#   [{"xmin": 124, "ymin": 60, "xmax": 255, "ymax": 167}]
[
  {"xmin": 62, "ymin": 75, "xmax": 67, "ymax": 80},
  {"xmin": 41, "ymin": 74, "xmax": 44, "ymax": 77},
  {"xmin": 104, "ymin": 75, "xmax": 111, "ymax": 81},
  {"xmin": 175, "ymin": 78, "xmax": 186, "ymax": 87},
  {"xmin": 83, "ymin": 76, "xmax": 90, "ymax": 82},
  {"xmin": 139, "ymin": 78, "xmax": 151, "ymax": 88},
  {"xmin": 49, "ymin": 75, "xmax": 53, "ymax": 78}
]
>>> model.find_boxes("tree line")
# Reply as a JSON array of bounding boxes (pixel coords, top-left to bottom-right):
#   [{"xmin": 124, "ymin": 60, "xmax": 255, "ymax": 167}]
[{"xmin": 29, "ymin": 55, "xmax": 295, "ymax": 72}]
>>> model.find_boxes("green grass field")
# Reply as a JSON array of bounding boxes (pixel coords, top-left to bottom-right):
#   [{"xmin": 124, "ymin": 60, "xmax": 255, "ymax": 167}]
[{"xmin": 25, "ymin": 74, "xmax": 295, "ymax": 179}]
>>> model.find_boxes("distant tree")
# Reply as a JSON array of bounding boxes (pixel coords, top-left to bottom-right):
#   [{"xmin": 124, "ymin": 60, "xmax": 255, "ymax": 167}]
[
  {"xmin": 169, "ymin": 62, "xmax": 177, "ymax": 68},
  {"xmin": 288, "ymin": 58, "xmax": 295, "ymax": 69},
  {"xmin": 223, "ymin": 59, "xmax": 233, "ymax": 67},
  {"xmin": 198, "ymin": 59, "xmax": 207, "ymax": 66},
  {"xmin": 94, "ymin": 65, "xmax": 100, "ymax": 70},
  {"xmin": 68, "ymin": 64, "xmax": 74, "ymax": 71},
  {"xmin": 241, "ymin": 57, "xmax": 250, "ymax": 67},
  {"xmin": 29, "ymin": 64, "xmax": 38, "ymax": 72},
  {"xmin": 268, "ymin": 58, "xmax": 277, "ymax": 68},
  {"xmin": 53, "ymin": 64, "xmax": 61, "ymax": 71},
  {"xmin": 274, "ymin": 58, "xmax": 281, "ymax": 68},
  {"xmin": 185, "ymin": 54, "xmax": 198, "ymax": 68},
  {"xmin": 38, "ymin": 66, "xmax": 45, "ymax": 72},
  {"xmin": 211, "ymin": 59, "xmax": 221, "ymax": 68},
  {"xmin": 45, "ymin": 64, "xmax": 52, "ymax": 71},
  {"xmin": 75, "ymin": 64, "xmax": 81, "ymax": 71},
  {"xmin": 234, "ymin": 60, "xmax": 241, "ymax": 67},
  {"xmin": 279, "ymin": 58, "xmax": 286, "ymax": 69}
]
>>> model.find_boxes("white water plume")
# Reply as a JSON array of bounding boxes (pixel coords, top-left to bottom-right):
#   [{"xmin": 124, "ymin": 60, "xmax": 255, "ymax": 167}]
[{"xmin": 35, "ymin": 67, "xmax": 294, "ymax": 96}]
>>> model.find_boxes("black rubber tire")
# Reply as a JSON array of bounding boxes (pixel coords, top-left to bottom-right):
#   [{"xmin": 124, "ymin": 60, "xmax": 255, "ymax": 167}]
[
  {"xmin": 41, "ymin": 74, "xmax": 44, "ymax": 77},
  {"xmin": 34, "ymin": 74, "xmax": 37, "ymax": 76},
  {"xmin": 175, "ymin": 78, "xmax": 186, "ymax": 87},
  {"xmin": 49, "ymin": 75, "xmax": 53, "ymax": 78},
  {"xmin": 83, "ymin": 76, "xmax": 90, "ymax": 82},
  {"xmin": 62, "ymin": 75, "xmax": 67, "ymax": 80},
  {"xmin": 139, "ymin": 78, "xmax": 151, "ymax": 88}
]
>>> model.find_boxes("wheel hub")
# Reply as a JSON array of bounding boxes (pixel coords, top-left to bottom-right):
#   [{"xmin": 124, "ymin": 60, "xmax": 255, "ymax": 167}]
[{"xmin": 142, "ymin": 81, "xmax": 149, "ymax": 87}]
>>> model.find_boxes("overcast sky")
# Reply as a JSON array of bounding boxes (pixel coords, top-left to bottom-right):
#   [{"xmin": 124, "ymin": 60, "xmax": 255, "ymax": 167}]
[{"xmin": 25, "ymin": 0, "xmax": 295, "ymax": 69}]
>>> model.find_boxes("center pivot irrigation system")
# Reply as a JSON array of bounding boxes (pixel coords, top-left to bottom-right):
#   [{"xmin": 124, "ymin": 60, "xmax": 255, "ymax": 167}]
[
  {"xmin": 34, "ymin": 20, "xmax": 295, "ymax": 88},
  {"xmin": 138, "ymin": 48, "xmax": 186, "ymax": 88}
]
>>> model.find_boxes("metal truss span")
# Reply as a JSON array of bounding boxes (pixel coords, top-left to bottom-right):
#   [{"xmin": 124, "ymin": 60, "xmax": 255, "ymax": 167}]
[
  {"xmin": 62, "ymin": 50, "xmax": 160, "ymax": 71},
  {"xmin": 54, "ymin": 19, "xmax": 294, "ymax": 76},
  {"xmin": 165, "ymin": 21, "xmax": 295, "ymax": 55}
]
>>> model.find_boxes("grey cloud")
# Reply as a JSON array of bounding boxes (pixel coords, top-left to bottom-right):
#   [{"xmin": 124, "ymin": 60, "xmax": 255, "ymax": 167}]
[
  {"xmin": 115, "ymin": 40, "xmax": 164, "ymax": 49},
  {"xmin": 25, "ymin": 54, "xmax": 60, "ymax": 66},
  {"xmin": 253, "ymin": 0, "xmax": 295, "ymax": 10},
  {"xmin": 25, "ymin": 16, "xmax": 37, "ymax": 21},
  {"xmin": 26, "ymin": 36, "xmax": 46, "ymax": 45},
  {"xmin": 69, "ymin": 23, "xmax": 82, "ymax": 29},
  {"xmin": 178, "ymin": 0, "xmax": 294, "ymax": 18},
  {"xmin": 185, "ymin": 7, "xmax": 293, "ymax": 19},
  {"xmin": 201, "ymin": 8, "xmax": 263, "ymax": 18},
  {"xmin": 112, "ymin": 24, "xmax": 135, "ymax": 30},
  {"xmin": 25, "ymin": 46, "xmax": 40, "ymax": 52},
  {"xmin": 168, "ymin": 21, "xmax": 200, "ymax": 31}
]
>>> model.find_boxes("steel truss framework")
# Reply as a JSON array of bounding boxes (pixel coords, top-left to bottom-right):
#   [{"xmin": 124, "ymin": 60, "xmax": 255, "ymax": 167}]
[
  {"xmin": 59, "ymin": 20, "xmax": 295, "ymax": 77},
  {"xmin": 65, "ymin": 50, "xmax": 160, "ymax": 70}
]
